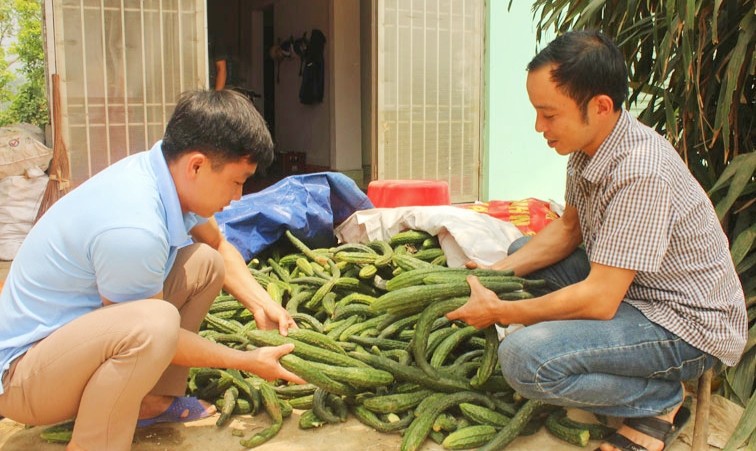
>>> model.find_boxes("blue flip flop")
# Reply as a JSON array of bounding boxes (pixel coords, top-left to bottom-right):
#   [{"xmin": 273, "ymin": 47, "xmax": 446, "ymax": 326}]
[{"xmin": 137, "ymin": 396, "xmax": 214, "ymax": 428}]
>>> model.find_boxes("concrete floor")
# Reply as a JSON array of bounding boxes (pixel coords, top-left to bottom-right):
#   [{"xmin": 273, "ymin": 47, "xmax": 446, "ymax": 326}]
[{"xmin": 0, "ymin": 407, "xmax": 703, "ymax": 451}]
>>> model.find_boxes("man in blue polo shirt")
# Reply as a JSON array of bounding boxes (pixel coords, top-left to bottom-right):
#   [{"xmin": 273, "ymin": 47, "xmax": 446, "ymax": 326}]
[{"xmin": 0, "ymin": 89, "xmax": 304, "ymax": 450}]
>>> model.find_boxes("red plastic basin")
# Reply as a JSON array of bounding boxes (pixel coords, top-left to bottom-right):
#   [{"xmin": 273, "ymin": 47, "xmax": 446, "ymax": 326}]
[{"xmin": 367, "ymin": 179, "xmax": 451, "ymax": 208}]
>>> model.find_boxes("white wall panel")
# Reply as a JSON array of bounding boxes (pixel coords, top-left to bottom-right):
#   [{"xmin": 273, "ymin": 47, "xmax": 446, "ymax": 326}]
[{"xmin": 377, "ymin": 0, "xmax": 484, "ymax": 203}]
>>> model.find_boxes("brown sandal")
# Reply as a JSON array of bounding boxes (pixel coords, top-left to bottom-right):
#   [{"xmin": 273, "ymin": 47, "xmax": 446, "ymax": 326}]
[{"xmin": 594, "ymin": 406, "xmax": 691, "ymax": 451}]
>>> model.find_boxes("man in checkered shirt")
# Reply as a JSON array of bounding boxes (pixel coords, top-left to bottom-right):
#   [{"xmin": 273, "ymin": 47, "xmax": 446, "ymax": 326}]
[{"xmin": 448, "ymin": 30, "xmax": 747, "ymax": 451}]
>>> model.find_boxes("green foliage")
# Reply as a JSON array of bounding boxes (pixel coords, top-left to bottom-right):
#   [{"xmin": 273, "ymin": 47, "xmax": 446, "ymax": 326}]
[
  {"xmin": 0, "ymin": 0, "xmax": 47, "ymax": 128},
  {"xmin": 526, "ymin": 0, "xmax": 755, "ymax": 445},
  {"xmin": 0, "ymin": 46, "xmax": 12, "ymax": 105},
  {"xmin": 0, "ymin": 1, "xmax": 16, "ymax": 106},
  {"xmin": 4, "ymin": 73, "xmax": 46, "ymax": 125}
]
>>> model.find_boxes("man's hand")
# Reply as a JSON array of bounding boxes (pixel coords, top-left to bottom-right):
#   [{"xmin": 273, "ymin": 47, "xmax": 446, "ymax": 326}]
[
  {"xmin": 445, "ymin": 275, "xmax": 503, "ymax": 329},
  {"xmin": 250, "ymin": 302, "xmax": 298, "ymax": 336},
  {"xmin": 246, "ymin": 343, "xmax": 306, "ymax": 384}
]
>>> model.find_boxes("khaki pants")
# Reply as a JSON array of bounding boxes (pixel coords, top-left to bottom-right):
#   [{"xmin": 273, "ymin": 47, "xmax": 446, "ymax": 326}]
[{"xmin": 0, "ymin": 243, "xmax": 224, "ymax": 450}]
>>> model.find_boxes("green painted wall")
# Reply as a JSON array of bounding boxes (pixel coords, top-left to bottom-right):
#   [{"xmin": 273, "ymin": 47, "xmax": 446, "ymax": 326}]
[{"xmin": 482, "ymin": 2, "xmax": 566, "ymax": 204}]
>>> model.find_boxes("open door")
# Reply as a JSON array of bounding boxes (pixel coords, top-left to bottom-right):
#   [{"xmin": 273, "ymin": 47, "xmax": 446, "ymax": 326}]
[
  {"xmin": 375, "ymin": 0, "xmax": 485, "ymax": 203},
  {"xmin": 44, "ymin": 0, "xmax": 207, "ymax": 184}
]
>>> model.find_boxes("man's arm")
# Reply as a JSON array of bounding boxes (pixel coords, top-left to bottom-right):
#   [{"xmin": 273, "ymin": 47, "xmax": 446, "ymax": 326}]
[
  {"xmin": 448, "ymin": 204, "xmax": 636, "ymax": 327},
  {"xmin": 191, "ymin": 218, "xmax": 296, "ymax": 335},
  {"xmin": 98, "ymin": 240, "xmax": 303, "ymax": 383},
  {"xmin": 447, "ymin": 263, "xmax": 636, "ymax": 328},
  {"xmin": 105, "ymin": 293, "xmax": 303, "ymax": 383},
  {"xmin": 214, "ymin": 59, "xmax": 227, "ymax": 91},
  {"xmin": 174, "ymin": 328, "xmax": 305, "ymax": 383},
  {"xmin": 491, "ymin": 205, "xmax": 583, "ymax": 276}
]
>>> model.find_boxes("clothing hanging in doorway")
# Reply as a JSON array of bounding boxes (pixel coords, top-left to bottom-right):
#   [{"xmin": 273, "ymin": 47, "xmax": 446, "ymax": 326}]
[{"xmin": 299, "ymin": 29, "xmax": 326, "ymax": 104}]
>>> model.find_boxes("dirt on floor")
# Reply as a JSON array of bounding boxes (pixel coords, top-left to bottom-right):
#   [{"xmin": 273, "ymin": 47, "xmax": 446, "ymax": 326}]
[
  {"xmin": 0, "ymin": 412, "xmax": 587, "ymax": 451},
  {"xmin": 1, "ymin": 403, "xmax": 719, "ymax": 451}
]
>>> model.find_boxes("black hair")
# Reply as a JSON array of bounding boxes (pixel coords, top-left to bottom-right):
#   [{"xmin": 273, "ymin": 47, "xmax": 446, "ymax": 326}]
[
  {"xmin": 527, "ymin": 30, "xmax": 628, "ymax": 117},
  {"xmin": 162, "ymin": 89, "xmax": 274, "ymax": 170}
]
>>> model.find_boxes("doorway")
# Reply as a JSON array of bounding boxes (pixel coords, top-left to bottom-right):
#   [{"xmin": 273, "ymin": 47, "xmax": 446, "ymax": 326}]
[
  {"xmin": 207, "ymin": 1, "xmax": 284, "ymax": 193},
  {"xmin": 206, "ymin": 1, "xmax": 272, "ymax": 129}
]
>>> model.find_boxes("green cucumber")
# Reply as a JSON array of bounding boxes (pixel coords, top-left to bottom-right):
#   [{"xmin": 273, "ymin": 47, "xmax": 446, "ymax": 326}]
[
  {"xmin": 279, "ymin": 354, "xmax": 356, "ymax": 396},
  {"xmin": 442, "ymin": 425, "xmax": 498, "ymax": 449},
  {"xmin": 312, "ymin": 388, "xmax": 342, "ymax": 424},
  {"xmin": 400, "ymin": 391, "xmax": 496, "ymax": 451},
  {"xmin": 246, "ymin": 329, "xmax": 369, "ymax": 368},
  {"xmin": 298, "ymin": 409, "xmax": 325, "ymax": 429},
  {"xmin": 430, "ymin": 325, "xmax": 481, "ymax": 368},
  {"xmin": 216, "ymin": 386, "xmax": 239, "ymax": 426},
  {"xmin": 459, "ymin": 402, "xmax": 511, "ymax": 428},
  {"xmin": 471, "ymin": 325, "xmax": 499, "ymax": 388},
  {"xmin": 352, "ymin": 405, "xmax": 415, "ymax": 433},
  {"xmin": 478, "ymin": 399, "xmax": 545, "ymax": 451},
  {"xmin": 389, "ymin": 229, "xmax": 433, "ymax": 247},
  {"xmin": 545, "ymin": 408, "xmax": 591, "ymax": 447},
  {"xmin": 362, "ymin": 389, "xmax": 434, "ymax": 414},
  {"xmin": 349, "ymin": 351, "xmax": 471, "ymax": 393},
  {"xmin": 305, "ymin": 360, "xmax": 394, "ymax": 389}
]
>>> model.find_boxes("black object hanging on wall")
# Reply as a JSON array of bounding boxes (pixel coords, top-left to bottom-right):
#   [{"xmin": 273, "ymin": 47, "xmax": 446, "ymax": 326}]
[
  {"xmin": 293, "ymin": 32, "xmax": 308, "ymax": 76},
  {"xmin": 299, "ymin": 29, "xmax": 326, "ymax": 104}
]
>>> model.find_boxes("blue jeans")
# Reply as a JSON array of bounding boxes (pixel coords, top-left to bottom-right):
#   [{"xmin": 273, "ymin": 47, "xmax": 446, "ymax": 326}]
[{"xmin": 499, "ymin": 237, "xmax": 715, "ymax": 417}]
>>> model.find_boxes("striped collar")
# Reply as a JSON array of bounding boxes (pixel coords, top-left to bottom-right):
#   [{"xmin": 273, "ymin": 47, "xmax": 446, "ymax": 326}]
[{"xmin": 579, "ymin": 110, "xmax": 631, "ymax": 185}]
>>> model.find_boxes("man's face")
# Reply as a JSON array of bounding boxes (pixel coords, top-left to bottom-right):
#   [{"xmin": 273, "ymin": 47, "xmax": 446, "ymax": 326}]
[
  {"xmin": 191, "ymin": 156, "xmax": 257, "ymax": 217},
  {"xmin": 526, "ymin": 64, "xmax": 604, "ymax": 156}
]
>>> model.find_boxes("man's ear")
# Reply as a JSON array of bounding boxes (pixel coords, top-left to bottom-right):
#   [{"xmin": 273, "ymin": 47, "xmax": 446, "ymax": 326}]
[
  {"xmin": 594, "ymin": 94, "xmax": 615, "ymax": 116},
  {"xmin": 186, "ymin": 152, "xmax": 208, "ymax": 177}
]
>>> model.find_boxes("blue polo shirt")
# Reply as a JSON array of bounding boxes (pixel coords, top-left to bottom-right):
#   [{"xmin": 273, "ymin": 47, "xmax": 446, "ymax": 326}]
[{"xmin": 0, "ymin": 141, "xmax": 204, "ymax": 394}]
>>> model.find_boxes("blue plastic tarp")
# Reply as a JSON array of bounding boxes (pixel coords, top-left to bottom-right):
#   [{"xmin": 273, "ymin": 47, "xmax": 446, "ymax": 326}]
[{"xmin": 215, "ymin": 172, "xmax": 373, "ymax": 261}]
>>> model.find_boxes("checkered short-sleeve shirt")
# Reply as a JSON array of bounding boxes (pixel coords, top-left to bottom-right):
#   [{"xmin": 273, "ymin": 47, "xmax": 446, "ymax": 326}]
[{"xmin": 565, "ymin": 111, "xmax": 747, "ymax": 366}]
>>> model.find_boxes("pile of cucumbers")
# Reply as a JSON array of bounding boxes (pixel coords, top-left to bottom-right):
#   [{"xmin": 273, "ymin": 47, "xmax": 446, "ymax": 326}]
[{"xmin": 189, "ymin": 229, "xmax": 614, "ymax": 450}]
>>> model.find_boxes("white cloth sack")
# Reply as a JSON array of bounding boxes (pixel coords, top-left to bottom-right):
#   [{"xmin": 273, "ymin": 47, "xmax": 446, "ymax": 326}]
[
  {"xmin": 0, "ymin": 167, "xmax": 48, "ymax": 260},
  {"xmin": 334, "ymin": 206, "xmax": 523, "ymax": 268},
  {"xmin": 0, "ymin": 124, "xmax": 52, "ymax": 178}
]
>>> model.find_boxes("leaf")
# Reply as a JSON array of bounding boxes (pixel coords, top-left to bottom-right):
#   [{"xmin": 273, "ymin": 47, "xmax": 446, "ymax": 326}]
[
  {"xmin": 680, "ymin": 0, "xmax": 694, "ymax": 87},
  {"xmin": 736, "ymin": 250, "xmax": 756, "ymax": 275},
  {"xmin": 745, "ymin": 322, "xmax": 756, "ymax": 357},
  {"xmin": 725, "ymin": 345, "xmax": 755, "ymax": 407},
  {"xmin": 731, "ymin": 223, "xmax": 756, "ymax": 267},
  {"xmin": 723, "ymin": 390, "xmax": 756, "ymax": 451},
  {"xmin": 573, "ymin": 0, "xmax": 607, "ymax": 30},
  {"xmin": 662, "ymin": 90, "xmax": 677, "ymax": 142},
  {"xmin": 712, "ymin": 12, "xmax": 754, "ymax": 152},
  {"xmin": 711, "ymin": 0, "xmax": 722, "ymax": 43},
  {"xmin": 744, "ymin": 284, "xmax": 756, "ymax": 309},
  {"xmin": 711, "ymin": 152, "xmax": 756, "ymax": 220},
  {"xmin": 709, "ymin": 155, "xmax": 746, "ymax": 194}
]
